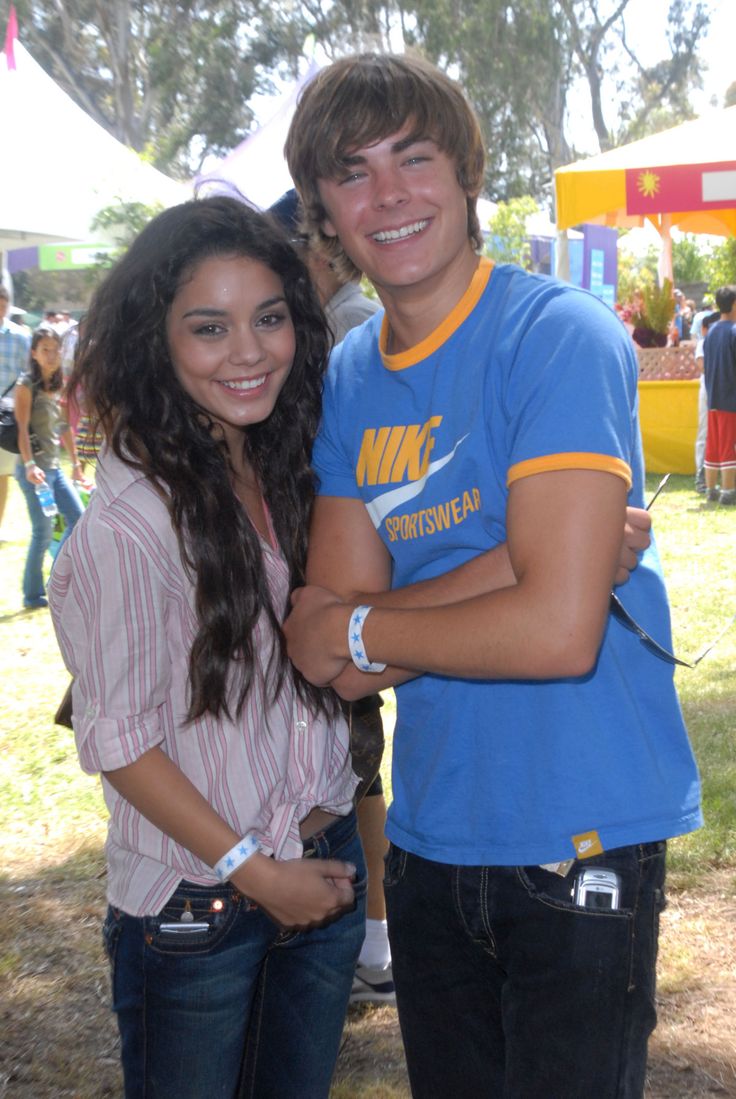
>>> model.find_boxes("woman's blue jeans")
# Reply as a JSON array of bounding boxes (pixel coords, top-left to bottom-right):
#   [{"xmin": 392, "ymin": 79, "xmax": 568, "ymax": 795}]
[
  {"xmin": 14, "ymin": 464, "xmax": 84, "ymax": 606},
  {"xmin": 103, "ymin": 810, "xmax": 366, "ymax": 1099},
  {"xmin": 385, "ymin": 840, "xmax": 667, "ymax": 1099}
]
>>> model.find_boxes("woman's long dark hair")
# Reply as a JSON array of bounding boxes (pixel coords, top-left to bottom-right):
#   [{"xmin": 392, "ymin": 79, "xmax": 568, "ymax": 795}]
[
  {"xmin": 30, "ymin": 328, "xmax": 63, "ymax": 391},
  {"xmin": 72, "ymin": 196, "xmax": 333, "ymax": 722}
]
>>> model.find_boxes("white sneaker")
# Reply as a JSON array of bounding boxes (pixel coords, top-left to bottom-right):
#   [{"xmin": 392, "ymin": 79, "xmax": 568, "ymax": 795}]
[{"xmin": 350, "ymin": 962, "xmax": 396, "ymax": 1005}]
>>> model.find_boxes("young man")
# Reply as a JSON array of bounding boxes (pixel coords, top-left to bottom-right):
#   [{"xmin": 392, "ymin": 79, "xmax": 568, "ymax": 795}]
[
  {"xmin": 703, "ymin": 285, "xmax": 736, "ymax": 505},
  {"xmin": 283, "ymin": 54, "xmax": 701, "ymax": 1098}
]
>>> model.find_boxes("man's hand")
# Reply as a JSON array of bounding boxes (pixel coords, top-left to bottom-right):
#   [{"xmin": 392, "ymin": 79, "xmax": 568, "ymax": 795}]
[
  {"xmin": 284, "ymin": 585, "xmax": 352, "ymax": 686},
  {"xmin": 615, "ymin": 506, "xmax": 652, "ymax": 586}
]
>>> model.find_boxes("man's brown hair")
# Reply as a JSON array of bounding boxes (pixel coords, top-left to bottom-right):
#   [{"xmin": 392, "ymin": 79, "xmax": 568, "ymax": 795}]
[{"xmin": 285, "ymin": 53, "xmax": 486, "ymax": 279}]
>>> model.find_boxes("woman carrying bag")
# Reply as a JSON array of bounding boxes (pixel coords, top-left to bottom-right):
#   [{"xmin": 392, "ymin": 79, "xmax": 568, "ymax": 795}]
[{"xmin": 14, "ymin": 328, "xmax": 85, "ymax": 608}]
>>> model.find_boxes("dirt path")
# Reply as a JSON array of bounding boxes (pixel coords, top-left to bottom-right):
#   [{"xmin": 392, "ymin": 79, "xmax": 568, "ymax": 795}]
[{"xmin": 1, "ymin": 871, "xmax": 734, "ymax": 1097}]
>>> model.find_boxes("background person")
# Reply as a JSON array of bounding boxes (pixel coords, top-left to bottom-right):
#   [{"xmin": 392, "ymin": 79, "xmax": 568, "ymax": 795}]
[
  {"xmin": 693, "ymin": 310, "xmax": 721, "ymax": 493},
  {"xmin": 269, "ymin": 188, "xmax": 394, "ymax": 1003},
  {"xmin": 0, "ymin": 285, "xmax": 31, "ymax": 538},
  {"xmin": 703, "ymin": 285, "xmax": 736, "ymax": 506},
  {"xmin": 14, "ymin": 328, "xmax": 84, "ymax": 608},
  {"xmin": 48, "ymin": 196, "xmax": 365, "ymax": 1099},
  {"xmin": 691, "ymin": 293, "xmax": 716, "ymax": 341}
]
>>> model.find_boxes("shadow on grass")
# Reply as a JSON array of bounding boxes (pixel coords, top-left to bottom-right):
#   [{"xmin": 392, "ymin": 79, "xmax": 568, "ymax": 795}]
[
  {"xmin": 647, "ymin": 1042, "xmax": 736, "ymax": 1098},
  {"xmin": 0, "ymin": 844, "xmax": 121, "ymax": 1098},
  {"xmin": 0, "ymin": 607, "xmax": 51, "ymax": 625}
]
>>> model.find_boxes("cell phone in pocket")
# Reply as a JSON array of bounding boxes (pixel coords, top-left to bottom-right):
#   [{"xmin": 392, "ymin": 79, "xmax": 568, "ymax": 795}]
[
  {"xmin": 573, "ymin": 867, "xmax": 621, "ymax": 910},
  {"xmin": 158, "ymin": 922, "xmax": 211, "ymax": 933}
]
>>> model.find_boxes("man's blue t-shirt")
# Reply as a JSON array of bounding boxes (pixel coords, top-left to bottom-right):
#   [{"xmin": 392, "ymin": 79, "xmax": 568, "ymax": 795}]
[{"xmin": 314, "ymin": 259, "xmax": 701, "ymax": 866}]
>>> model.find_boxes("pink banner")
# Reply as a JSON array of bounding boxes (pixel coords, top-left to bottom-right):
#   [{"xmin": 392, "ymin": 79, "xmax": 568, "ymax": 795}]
[{"xmin": 625, "ymin": 161, "xmax": 736, "ymax": 215}]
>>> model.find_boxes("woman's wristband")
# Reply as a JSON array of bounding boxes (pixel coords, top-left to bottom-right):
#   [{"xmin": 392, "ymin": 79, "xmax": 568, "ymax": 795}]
[
  {"xmin": 213, "ymin": 832, "xmax": 261, "ymax": 882},
  {"xmin": 24, "ymin": 459, "xmax": 36, "ymax": 470},
  {"xmin": 348, "ymin": 605, "xmax": 387, "ymax": 674}
]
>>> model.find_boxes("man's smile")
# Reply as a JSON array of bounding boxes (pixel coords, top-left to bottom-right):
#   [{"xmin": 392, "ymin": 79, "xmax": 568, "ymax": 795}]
[{"xmin": 371, "ymin": 219, "xmax": 430, "ymax": 244}]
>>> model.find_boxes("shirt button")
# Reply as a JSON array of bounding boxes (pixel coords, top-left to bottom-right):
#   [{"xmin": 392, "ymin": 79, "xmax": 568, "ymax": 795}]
[{"xmin": 295, "ymin": 720, "xmax": 307, "ymax": 732}]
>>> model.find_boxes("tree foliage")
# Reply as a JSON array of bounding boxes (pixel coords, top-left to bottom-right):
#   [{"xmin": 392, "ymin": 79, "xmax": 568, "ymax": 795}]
[
  {"xmin": 617, "ymin": 244, "xmax": 657, "ymax": 306},
  {"xmin": 616, "ymin": 0, "xmax": 711, "ymax": 142},
  {"xmin": 484, "ymin": 197, "xmax": 540, "ymax": 267},
  {"xmin": 283, "ymin": 0, "xmax": 713, "ymax": 199},
  {"xmin": 90, "ymin": 199, "xmax": 163, "ymax": 253},
  {"xmin": 705, "ymin": 238, "xmax": 736, "ymax": 291},
  {"xmin": 12, "ymin": 267, "xmax": 90, "ymax": 313},
  {"xmin": 3, "ymin": 0, "xmax": 289, "ymax": 175},
  {"xmin": 672, "ymin": 235, "xmax": 709, "ymax": 286},
  {"xmin": 406, "ymin": 1, "xmax": 570, "ymax": 200},
  {"xmin": 0, "ymin": 0, "xmax": 717, "ymax": 197}
]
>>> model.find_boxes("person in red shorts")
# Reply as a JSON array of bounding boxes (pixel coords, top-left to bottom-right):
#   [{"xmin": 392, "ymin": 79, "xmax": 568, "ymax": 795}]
[{"xmin": 703, "ymin": 285, "xmax": 736, "ymax": 505}]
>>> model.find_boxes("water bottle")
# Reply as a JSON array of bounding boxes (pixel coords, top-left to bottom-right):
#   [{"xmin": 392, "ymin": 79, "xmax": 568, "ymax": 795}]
[{"xmin": 35, "ymin": 479, "xmax": 58, "ymax": 518}]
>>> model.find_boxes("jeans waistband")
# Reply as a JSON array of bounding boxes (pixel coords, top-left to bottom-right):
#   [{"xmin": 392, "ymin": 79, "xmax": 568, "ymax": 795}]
[{"xmin": 301, "ymin": 807, "xmax": 357, "ymax": 859}]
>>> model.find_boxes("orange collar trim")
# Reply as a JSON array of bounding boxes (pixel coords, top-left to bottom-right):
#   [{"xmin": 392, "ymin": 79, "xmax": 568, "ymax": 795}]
[{"xmin": 379, "ymin": 256, "xmax": 495, "ymax": 372}]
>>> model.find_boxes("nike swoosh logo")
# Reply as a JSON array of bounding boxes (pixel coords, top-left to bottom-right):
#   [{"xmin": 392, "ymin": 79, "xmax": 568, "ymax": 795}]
[{"xmin": 366, "ymin": 434, "xmax": 469, "ymax": 528}]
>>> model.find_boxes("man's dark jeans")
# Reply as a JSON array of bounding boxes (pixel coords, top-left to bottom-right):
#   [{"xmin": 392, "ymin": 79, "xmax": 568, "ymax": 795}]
[{"xmin": 385, "ymin": 840, "xmax": 667, "ymax": 1098}]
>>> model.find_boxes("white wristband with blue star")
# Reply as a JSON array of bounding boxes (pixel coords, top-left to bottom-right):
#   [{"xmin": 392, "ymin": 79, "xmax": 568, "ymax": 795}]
[
  {"xmin": 213, "ymin": 832, "xmax": 261, "ymax": 882},
  {"xmin": 348, "ymin": 605, "xmax": 387, "ymax": 674}
]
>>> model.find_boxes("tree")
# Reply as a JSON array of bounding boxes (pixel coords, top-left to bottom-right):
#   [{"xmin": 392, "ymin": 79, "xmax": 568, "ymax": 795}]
[
  {"xmin": 558, "ymin": 0, "xmax": 631, "ymax": 152},
  {"xmin": 705, "ymin": 238, "xmax": 736, "ymax": 291},
  {"xmin": 484, "ymin": 197, "xmax": 539, "ymax": 267},
  {"xmin": 617, "ymin": 0, "xmax": 711, "ymax": 141},
  {"xmin": 672, "ymin": 235, "xmax": 709, "ymax": 286},
  {"xmin": 0, "ymin": 0, "xmax": 715, "ymax": 196},
  {"xmin": 286, "ymin": 0, "xmax": 712, "ymax": 199},
  {"xmin": 89, "ymin": 199, "xmax": 163, "ymax": 253},
  {"xmin": 617, "ymin": 243, "xmax": 657, "ymax": 306},
  {"xmin": 12, "ymin": 267, "xmax": 90, "ymax": 313},
  {"xmin": 2, "ymin": 0, "xmax": 287, "ymax": 175}
]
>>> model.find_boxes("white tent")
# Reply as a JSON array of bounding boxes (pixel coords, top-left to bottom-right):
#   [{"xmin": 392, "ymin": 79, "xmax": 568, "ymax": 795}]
[{"xmin": 0, "ymin": 36, "xmax": 187, "ymax": 259}]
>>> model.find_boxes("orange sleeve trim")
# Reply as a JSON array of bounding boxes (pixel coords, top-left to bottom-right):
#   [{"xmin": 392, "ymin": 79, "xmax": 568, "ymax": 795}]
[
  {"xmin": 380, "ymin": 256, "xmax": 494, "ymax": 371},
  {"xmin": 507, "ymin": 453, "xmax": 632, "ymax": 489}
]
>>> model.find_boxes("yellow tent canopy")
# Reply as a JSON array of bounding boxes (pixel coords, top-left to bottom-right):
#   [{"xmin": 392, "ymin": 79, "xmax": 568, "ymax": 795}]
[{"xmin": 555, "ymin": 107, "xmax": 736, "ymax": 237}]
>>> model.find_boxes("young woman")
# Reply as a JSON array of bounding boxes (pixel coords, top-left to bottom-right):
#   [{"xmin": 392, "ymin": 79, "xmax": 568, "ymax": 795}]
[
  {"xmin": 15, "ymin": 328, "xmax": 85, "ymax": 608},
  {"xmin": 48, "ymin": 197, "xmax": 365, "ymax": 1099}
]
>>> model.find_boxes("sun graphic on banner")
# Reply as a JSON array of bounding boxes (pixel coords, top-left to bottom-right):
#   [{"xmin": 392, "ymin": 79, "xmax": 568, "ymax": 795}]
[{"xmin": 636, "ymin": 171, "xmax": 661, "ymax": 199}]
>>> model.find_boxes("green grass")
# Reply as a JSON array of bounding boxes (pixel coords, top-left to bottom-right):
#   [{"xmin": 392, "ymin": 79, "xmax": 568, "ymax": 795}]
[
  {"xmin": 0, "ymin": 468, "xmax": 107, "ymax": 877},
  {"xmin": 1, "ymin": 471, "xmax": 734, "ymax": 889},
  {"xmin": 642, "ymin": 476, "xmax": 736, "ymax": 885}
]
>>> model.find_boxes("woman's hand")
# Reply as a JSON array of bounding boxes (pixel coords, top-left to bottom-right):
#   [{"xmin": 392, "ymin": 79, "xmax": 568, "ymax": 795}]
[
  {"xmin": 232, "ymin": 852, "xmax": 356, "ymax": 930},
  {"xmin": 25, "ymin": 463, "xmax": 45, "ymax": 486}
]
